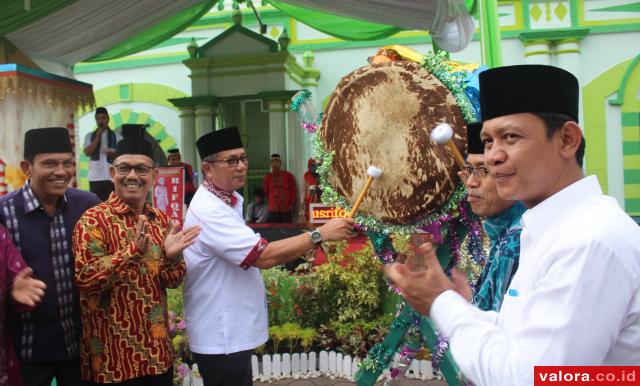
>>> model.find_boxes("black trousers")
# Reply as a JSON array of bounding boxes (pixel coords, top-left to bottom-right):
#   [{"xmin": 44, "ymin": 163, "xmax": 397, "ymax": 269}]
[
  {"xmin": 89, "ymin": 180, "xmax": 114, "ymax": 202},
  {"xmin": 193, "ymin": 350, "xmax": 252, "ymax": 386},
  {"xmin": 82, "ymin": 368, "xmax": 173, "ymax": 386},
  {"xmin": 268, "ymin": 211, "xmax": 292, "ymax": 223},
  {"xmin": 21, "ymin": 358, "xmax": 82, "ymax": 386}
]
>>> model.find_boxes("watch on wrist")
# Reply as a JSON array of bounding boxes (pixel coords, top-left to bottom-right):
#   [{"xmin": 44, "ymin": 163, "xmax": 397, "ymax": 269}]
[{"xmin": 309, "ymin": 230, "xmax": 323, "ymax": 246}]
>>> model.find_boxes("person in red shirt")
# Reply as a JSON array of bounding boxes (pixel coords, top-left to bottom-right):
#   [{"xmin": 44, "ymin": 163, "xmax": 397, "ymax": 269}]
[
  {"xmin": 167, "ymin": 149, "xmax": 197, "ymax": 206},
  {"xmin": 263, "ymin": 154, "xmax": 297, "ymax": 223}
]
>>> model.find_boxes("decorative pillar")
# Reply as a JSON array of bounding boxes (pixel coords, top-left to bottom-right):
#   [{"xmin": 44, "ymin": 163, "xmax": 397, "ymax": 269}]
[
  {"xmin": 195, "ymin": 105, "xmax": 215, "ymax": 139},
  {"xmin": 555, "ymin": 39, "xmax": 582, "ymax": 80},
  {"xmin": 267, "ymin": 100, "xmax": 286, "ymax": 157},
  {"xmin": 523, "ymin": 40, "xmax": 552, "ymax": 65},
  {"xmin": 287, "ymin": 108, "xmax": 306, "ymax": 221},
  {"xmin": 179, "ymin": 106, "xmax": 196, "ymax": 167},
  {"xmin": 195, "ymin": 105, "xmax": 215, "ymax": 176},
  {"xmin": 556, "ymin": 39, "xmax": 584, "ymax": 124}
]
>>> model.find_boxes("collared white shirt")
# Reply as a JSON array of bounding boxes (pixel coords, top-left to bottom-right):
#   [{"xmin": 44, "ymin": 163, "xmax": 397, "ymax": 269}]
[
  {"xmin": 83, "ymin": 130, "xmax": 122, "ymax": 181},
  {"xmin": 183, "ymin": 186, "xmax": 268, "ymax": 355},
  {"xmin": 432, "ymin": 175, "xmax": 640, "ymax": 386}
]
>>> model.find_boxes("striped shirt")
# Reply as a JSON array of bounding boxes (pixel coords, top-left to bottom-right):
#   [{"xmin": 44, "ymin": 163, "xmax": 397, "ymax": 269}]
[{"xmin": 0, "ymin": 182, "xmax": 99, "ymax": 363}]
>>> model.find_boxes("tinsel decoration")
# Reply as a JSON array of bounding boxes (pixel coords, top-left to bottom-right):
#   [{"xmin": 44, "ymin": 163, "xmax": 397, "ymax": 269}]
[{"xmin": 290, "ymin": 90, "xmax": 322, "ymax": 133}]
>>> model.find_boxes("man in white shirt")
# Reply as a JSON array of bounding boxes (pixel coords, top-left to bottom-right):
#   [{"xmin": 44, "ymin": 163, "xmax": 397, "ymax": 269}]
[
  {"xmin": 183, "ymin": 126, "xmax": 354, "ymax": 386},
  {"xmin": 83, "ymin": 107, "xmax": 122, "ymax": 201},
  {"xmin": 386, "ymin": 65, "xmax": 640, "ymax": 386}
]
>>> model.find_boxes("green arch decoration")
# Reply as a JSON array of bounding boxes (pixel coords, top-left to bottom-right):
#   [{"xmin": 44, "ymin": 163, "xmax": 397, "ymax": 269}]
[
  {"xmin": 583, "ymin": 57, "xmax": 634, "ymax": 193},
  {"xmin": 77, "ymin": 83, "xmax": 188, "ymax": 190}
]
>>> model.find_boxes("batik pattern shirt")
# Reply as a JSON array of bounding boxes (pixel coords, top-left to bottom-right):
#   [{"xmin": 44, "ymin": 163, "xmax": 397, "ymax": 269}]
[
  {"xmin": 473, "ymin": 201, "xmax": 527, "ymax": 311},
  {"xmin": 264, "ymin": 170, "xmax": 297, "ymax": 213},
  {"xmin": 73, "ymin": 193, "xmax": 185, "ymax": 383}
]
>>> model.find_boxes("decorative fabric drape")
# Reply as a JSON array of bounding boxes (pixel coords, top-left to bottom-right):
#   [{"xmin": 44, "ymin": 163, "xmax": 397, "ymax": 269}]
[
  {"xmin": 0, "ymin": 65, "xmax": 93, "ymax": 191},
  {"xmin": 267, "ymin": 0, "xmax": 476, "ymax": 52},
  {"xmin": 5, "ymin": 0, "xmax": 215, "ymax": 66}
]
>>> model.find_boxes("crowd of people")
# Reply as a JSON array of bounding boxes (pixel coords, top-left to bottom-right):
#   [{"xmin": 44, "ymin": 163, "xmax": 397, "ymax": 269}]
[{"xmin": 0, "ymin": 64, "xmax": 638, "ymax": 386}]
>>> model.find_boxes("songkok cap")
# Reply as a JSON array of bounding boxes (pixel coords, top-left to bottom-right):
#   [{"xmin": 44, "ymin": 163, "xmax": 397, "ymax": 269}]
[
  {"xmin": 466, "ymin": 122, "xmax": 484, "ymax": 155},
  {"xmin": 24, "ymin": 127, "xmax": 73, "ymax": 158},
  {"xmin": 95, "ymin": 107, "xmax": 109, "ymax": 116},
  {"xmin": 196, "ymin": 126, "xmax": 244, "ymax": 160},
  {"xmin": 479, "ymin": 64, "xmax": 579, "ymax": 123},
  {"xmin": 114, "ymin": 137, "xmax": 154, "ymax": 160},
  {"xmin": 168, "ymin": 149, "xmax": 180, "ymax": 154},
  {"xmin": 121, "ymin": 124, "xmax": 147, "ymax": 138}
]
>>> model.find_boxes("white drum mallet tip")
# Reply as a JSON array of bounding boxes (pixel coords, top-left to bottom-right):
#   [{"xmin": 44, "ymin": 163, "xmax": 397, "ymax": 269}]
[
  {"xmin": 367, "ymin": 165, "xmax": 383, "ymax": 178},
  {"xmin": 430, "ymin": 123, "xmax": 454, "ymax": 145}
]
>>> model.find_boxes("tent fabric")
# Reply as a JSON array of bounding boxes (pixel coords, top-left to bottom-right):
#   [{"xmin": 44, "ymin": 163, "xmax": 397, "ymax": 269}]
[
  {"xmin": 2, "ymin": 0, "xmax": 475, "ymax": 70},
  {"xmin": 266, "ymin": 0, "xmax": 403, "ymax": 41},
  {"xmin": 86, "ymin": 0, "xmax": 216, "ymax": 62},
  {"xmin": 267, "ymin": 0, "xmax": 475, "ymax": 52},
  {"xmin": 0, "ymin": 0, "xmax": 76, "ymax": 36},
  {"xmin": 5, "ymin": 0, "xmax": 212, "ymax": 67}
]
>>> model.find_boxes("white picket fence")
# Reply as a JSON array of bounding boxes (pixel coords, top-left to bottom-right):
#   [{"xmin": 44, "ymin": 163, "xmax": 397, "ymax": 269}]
[{"xmin": 180, "ymin": 350, "xmax": 438, "ymax": 385}]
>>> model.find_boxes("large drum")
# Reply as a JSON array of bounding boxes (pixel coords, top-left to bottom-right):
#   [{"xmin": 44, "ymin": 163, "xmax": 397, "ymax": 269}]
[{"xmin": 320, "ymin": 61, "xmax": 467, "ymax": 224}]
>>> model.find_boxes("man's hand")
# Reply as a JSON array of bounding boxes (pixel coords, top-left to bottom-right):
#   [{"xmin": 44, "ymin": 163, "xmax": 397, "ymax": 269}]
[
  {"xmin": 134, "ymin": 215, "xmax": 150, "ymax": 254},
  {"xmin": 317, "ymin": 217, "xmax": 355, "ymax": 242},
  {"xmin": 164, "ymin": 220, "xmax": 201, "ymax": 260},
  {"xmin": 11, "ymin": 267, "xmax": 46, "ymax": 307},
  {"xmin": 384, "ymin": 242, "xmax": 454, "ymax": 316},
  {"xmin": 450, "ymin": 267, "xmax": 473, "ymax": 302}
]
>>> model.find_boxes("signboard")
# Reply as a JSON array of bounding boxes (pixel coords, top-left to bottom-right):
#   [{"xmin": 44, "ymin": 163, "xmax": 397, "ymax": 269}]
[
  {"xmin": 153, "ymin": 167, "xmax": 184, "ymax": 222},
  {"xmin": 309, "ymin": 203, "xmax": 346, "ymax": 224}
]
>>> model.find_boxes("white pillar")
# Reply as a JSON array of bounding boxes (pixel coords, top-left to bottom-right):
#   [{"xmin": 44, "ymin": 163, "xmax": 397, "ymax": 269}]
[
  {"xmin": 287, "ymin": 109, "xmax": 306, "ymax": 221},
  {"xmin": 524, "ymin": 40, "xmax": 552, "ymax": 65},
  {"xmin": 267, "ymin": 100, "xmax": 286, "ymax": 157},
  {"xmin": 179, "ymin": 106, "xmax": 196, "ymax": 167},
  {"xmin": 195, "ymin": 105, "xmax": 215, "ymax": 174},
  {"xmin": 555, "ymin": 39, "xmax": 584, "ymax": 124},
  {"xmin": 195, "ymin": 105, "xmax": 215, "ymax": 139}
]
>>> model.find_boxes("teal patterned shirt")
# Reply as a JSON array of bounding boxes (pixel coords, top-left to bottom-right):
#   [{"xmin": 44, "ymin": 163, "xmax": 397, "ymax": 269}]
[{"xmin": 473, "ymin": 201, "xmax": 527, "ymax": 311}]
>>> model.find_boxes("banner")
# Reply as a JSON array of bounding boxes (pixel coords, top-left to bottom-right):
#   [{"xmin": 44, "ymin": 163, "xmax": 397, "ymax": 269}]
[
  {"xmin": 153, "ymin": 167, "xmax": 184, "ymax": 222},
  {"xmin": 309, "ymin": 203, "xmax": 346, "ymax": 224}
]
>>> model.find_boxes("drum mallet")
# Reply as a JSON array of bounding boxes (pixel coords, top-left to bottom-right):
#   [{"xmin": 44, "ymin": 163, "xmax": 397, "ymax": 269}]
[
  {"xmin": 347, "ymin": 166, "xmax": 383, "ymax": 218},
  {"xmin": 430, "ymin": 123, "xmax": 466, "ymax": 169}
]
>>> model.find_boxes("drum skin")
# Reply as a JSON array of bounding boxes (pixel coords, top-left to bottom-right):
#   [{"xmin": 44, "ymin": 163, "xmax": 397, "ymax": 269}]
[{"xmin": 320, "ymin": 61, "xmax": 467, "ymax": 224}]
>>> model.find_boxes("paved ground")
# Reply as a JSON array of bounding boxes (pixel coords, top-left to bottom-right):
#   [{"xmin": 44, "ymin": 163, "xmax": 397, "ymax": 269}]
[{"xmin": 254, "ymin": 376, "xmax": 447, "ymax": 385}]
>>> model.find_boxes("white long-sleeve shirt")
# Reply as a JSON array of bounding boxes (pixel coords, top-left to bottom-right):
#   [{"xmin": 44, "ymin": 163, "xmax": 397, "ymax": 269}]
[{"xmin": 432, "ymin": 175, "xmax": 640, "ymax": 386}]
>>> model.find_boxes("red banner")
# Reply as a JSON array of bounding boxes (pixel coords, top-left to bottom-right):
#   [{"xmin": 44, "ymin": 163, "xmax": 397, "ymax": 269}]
[
  {"xmin": 153, "ymin": 167, "xmax": 184, "ymax": 223},
  {"xmin": 535, "ymin": 366, "xmax": 639, "ymax": 385}
]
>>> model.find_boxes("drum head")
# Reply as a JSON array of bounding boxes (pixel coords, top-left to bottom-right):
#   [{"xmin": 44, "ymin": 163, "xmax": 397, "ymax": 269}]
[{"xmin": 320, "ymin": 61, "xmax": 467, "ymax": 224}]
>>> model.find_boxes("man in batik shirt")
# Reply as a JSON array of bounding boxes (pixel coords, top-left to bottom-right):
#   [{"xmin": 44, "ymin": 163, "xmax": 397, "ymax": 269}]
[{"xmin": 73, "ymin": 137, "xmax": 200, "ymax": 385}]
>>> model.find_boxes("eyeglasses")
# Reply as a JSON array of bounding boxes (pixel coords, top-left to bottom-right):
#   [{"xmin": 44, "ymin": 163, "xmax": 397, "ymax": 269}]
[
  {"xmin": 113, "ymin": 163, "xmax": 154, "ymax": 176},
  {"xmin": 461, "ymin": 165, "xmax": 490, "ymax": 179},
  {"xmin": 206, "ymin": 155, "xmax": 249, "ymax": 168}
]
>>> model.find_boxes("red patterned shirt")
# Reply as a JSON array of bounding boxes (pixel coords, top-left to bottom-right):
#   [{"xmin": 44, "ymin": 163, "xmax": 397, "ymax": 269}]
[{"xmin": 73, "ymin": 193, "xmax": 185, "ymax": 383}]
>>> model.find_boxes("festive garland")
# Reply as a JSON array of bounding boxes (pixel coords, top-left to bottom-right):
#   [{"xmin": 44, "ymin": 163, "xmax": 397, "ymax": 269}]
[{"xmin": 291, "ymin": 51, "xmax": 484, "ymax": 386}]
